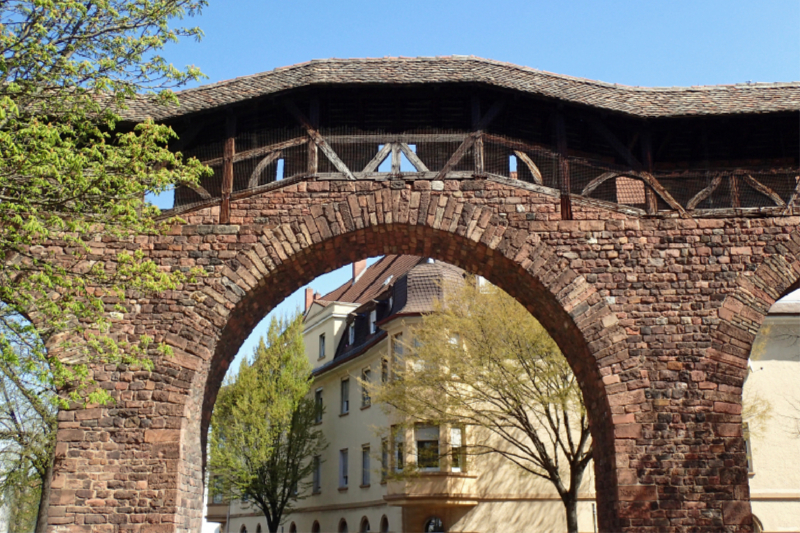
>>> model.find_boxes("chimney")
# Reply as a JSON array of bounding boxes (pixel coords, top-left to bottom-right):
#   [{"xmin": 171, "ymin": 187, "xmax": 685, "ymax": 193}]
[
  {"xmin": 352, "ymin": 260, "xmax": 367, "ymax": 283},
  {"xmin": 305, "ymin": 287, "xmax": 314, "ymax": 312}
]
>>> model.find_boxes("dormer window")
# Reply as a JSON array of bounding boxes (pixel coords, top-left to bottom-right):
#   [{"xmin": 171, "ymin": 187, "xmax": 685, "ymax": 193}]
[
  {"xmin": 369, "ymin": 309, "xmax": 377, "ymax": 334},
  {"xmin": 348, "ymin": 322, "xmax": 355, "ymax": 345}
]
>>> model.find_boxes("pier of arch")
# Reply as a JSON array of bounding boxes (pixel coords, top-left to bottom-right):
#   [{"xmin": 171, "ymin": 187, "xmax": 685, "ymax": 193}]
[{"xmin": 44, "ymin": 58, "xmax": 800, "ymax": 532}]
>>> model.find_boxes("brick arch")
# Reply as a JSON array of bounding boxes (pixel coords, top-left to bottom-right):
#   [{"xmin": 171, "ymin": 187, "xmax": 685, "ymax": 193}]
[
  {"xmin": 703, "ymin": 231, "xmax": 800, "ymax": 526},
  {"xmin": 193, "ymin": 215, "xmax": 634, "ymax": 532}
]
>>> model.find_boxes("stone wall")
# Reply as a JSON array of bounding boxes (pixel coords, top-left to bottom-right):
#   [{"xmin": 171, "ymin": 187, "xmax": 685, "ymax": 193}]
[{"xmin": 46, "ymin": 176, "xmax": 800, "ymax": 532}]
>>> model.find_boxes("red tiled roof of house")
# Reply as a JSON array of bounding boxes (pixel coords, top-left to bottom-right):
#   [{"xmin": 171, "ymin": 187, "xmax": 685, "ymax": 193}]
[{"xmin": 319, "ymin": 255, "xmax": 423, "ymax": 305}]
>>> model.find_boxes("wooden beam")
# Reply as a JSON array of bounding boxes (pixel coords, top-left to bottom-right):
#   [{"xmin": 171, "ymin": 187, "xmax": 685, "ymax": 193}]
[
  {"xmin": 398, "ymin": 143, "xmax": 429, "ymax": 172},
  {"xmin": 327, "ymin": 133, "xmax": 467, "ymax": 144},
  {"xmin": 202, "ymin": 137, "xmax": 307, "ymax": 167},
  {"xmin": 742, "ymin": 174, "xmax": 787, "ymax": 207},
  {"xmin": 785, "ymin": 176, "xmax": 800, "ymax": 213},
  {"xmin": 587, "ymin": 116, "xmax": 643, "ymax": 171},
  {"xmin": 686, "ymin": 175, "xmax": 722, "ymax": 210},
  {"xmin": 391, "ymin": 144, "xmax": 401, "ymax": 173},
  {"xmin": 435, "ymin": 133, "xmax": 478, "ymax": 180},
  {"xmin": 474, "ymin": 134, "xmax": 485, "ymax": 174},
  {"xmin": 513, "ymin": 150, "xmax": 542, "ymax": 185},
  {"xmin": 555, "ymin": 112, "xmax": 572, "ymax": 220},
  {"xmin": 638, "ymin": 172, "xmax": 687, "ymax": 216},
  {"xmin": 219, "ymin": 114, "xmax": 236, "ymax": 224},
  {"xmin": 640, "ymin": 129, "xmax": 658, "ymax": 214},
  {"xmin": 730, "ymin": 175, "xmax": 741, "ymax": 207},
  {"xmin": 362, "ymin": 143, "xmax": 393, "ymax": 173},
  {"xmin": 189, "ymin": 184, "xmax": 214, "ymax": 200},
  {"xmin": 248, "ymin": 151, "xmax": 282, "ymax": 189},
  {"xmin": 581, "ymin": 172, "xmax": 619, "ymax": 196},
  {"xmin": 284, "ymin": 100, "xmax": 355, "ymax": 180}
]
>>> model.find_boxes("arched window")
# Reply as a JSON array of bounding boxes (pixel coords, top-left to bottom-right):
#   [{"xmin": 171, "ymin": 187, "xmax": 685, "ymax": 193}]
[
  {"xmin": 311, "ymin": 521, "xmax": 321, "ymax": 533},
  {"xmin": 338, "ymin": 518, "xmax": 349, "ymax": 533},
  {"xmin": 424, "ymin": 517, "xmax": 444, "ymax": 532},
  {"xmin": 256, "ymin": 526, "xmax": 262, "ymax": 533},
  {"xmin": 240, "ymin": 527, "xmax": 248, "ymax": 533},
  {"xmin": 379, "ymin": 516, "xmax": 389, "ymax": 533},
  {"xmin": 360, "ymin": 516, "xmax": 371, "ymax": 532},
  {"xmin": 289, "ymin": 523, "xmax": 297, "ymax": 533}
]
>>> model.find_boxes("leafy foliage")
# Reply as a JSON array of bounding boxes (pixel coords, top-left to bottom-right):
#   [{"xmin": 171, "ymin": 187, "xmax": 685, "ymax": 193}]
[
  {"xmin": 0, "ymin": 2, "xmax": 209, "ymax": 529},
  {"xmin": 373, "ymin": 279, "xmax": 592, "ymax": 533},
  {"xmin": 209, "ymin": 315, "xmax": 327, "ymax": 533},
  {"xmin": 0, "ymin": 0, "xmax": 211, "ymax": 408}
]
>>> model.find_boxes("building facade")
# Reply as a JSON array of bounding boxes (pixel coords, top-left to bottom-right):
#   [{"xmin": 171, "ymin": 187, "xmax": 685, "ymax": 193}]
[{"xmin": 210, "ymin": 256, "xmax": 599, "ymax": 533}]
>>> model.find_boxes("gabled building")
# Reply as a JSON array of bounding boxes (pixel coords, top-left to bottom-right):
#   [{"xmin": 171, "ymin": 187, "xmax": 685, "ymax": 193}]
[{"xmin": 212, "ymin": 256, "xmax": 599, "ymax": 533}]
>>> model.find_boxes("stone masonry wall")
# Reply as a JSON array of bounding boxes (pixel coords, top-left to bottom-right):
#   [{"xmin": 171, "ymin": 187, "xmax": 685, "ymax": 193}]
[{"xmin": 45, "ymin": 176, "xmax": 800, "ymax": 532}]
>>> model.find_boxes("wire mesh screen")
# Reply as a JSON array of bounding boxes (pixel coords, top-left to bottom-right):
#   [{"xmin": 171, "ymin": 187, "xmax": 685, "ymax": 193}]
[{"xmin": 167, "ymin": 123, "xmax": 798, "ymax": 215}]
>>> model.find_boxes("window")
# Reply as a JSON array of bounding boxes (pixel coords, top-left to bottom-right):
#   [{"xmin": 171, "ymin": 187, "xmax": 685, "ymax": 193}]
[
  {"xmin": 256, "ymin": 526, "xmax": 262, "ymax": 533},
  {"xmin": 392, "ymin": 426, "xmax": 404, "ymax": 472},
  {"xmin": 319, "ymin": 333, "xmax": 326, "ymax": 359},
  {"xmin": 360, "ymin": 517, "xmax": 371, "ymax": 533},
  {"xmin": 424, "ymin": 517, "xmax": 444, "ymax": 532},
  {"xmin": 314, "ymin": 388, "xmax": 323, "ymax": 423},
  {"xmin": 341, "ymin": 378, "xmax": 350, "ymax": 414},
  {"xmin": 289, "ymin": 524, "xmax": 297, "ymax": 533},
  {"xmin": 361, "ymin": 368, "xmax": 371, "ymax": 408},
  {"xmin": 369, "ymin": 309, "xmax": 377, "ymax": 334},
  {"xmin": 348, "ymin": 322, "xmax": 355, "ymax": 345},
  {"xmin": 416, "ymin": 424, "xmax": 440, "ymax": 471},
  {"xmin": 380, "ymin": 516, "xmax": 389, "ymax": 533},
  {"xmin": 381, "ymin": 438, "xmax": 389, "ymax": 481},
  {"xmin": 338, "ymin": 519, "xmax": 349, "ymax": 533},
  {"xmin": 391, "ymin": 333, "xmax": 403, "ymax": 380},
  {"xmin": 240, "ymin": 527, "xmax": 248, "ymax": 533},
  {"xmin": 451, "ymin": 427, "xmax": 465, "ymax": 472},
  {"xmin": 311, "ymin": 522, "xmax": 321, "ymax": 533},
  {"xmin": 339, "ymin": 449, "xmax": 349, "ymax": 488},
  {"xmin": 381, "ymin": 358, "xmax": 389, "ymax": 383},
  {"xmin": 361, "ymin": 446, "xmax": 370, "ymax": 486},
  {"xmin": 312, "ymin": 456, "xmax": 321, "ymax": 493}
]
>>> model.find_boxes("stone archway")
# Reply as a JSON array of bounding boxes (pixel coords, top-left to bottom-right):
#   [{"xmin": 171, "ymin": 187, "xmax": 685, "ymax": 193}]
[{"xmin": 43, "ymin": 180, "xmax": 800, "ymax": 533}]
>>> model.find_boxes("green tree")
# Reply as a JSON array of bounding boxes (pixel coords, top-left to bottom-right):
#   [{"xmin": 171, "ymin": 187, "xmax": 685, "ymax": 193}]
[
  {"xmin": 0, "ymin": 2, "xmax": 209, "ymax": 530},
  {"xmin": 209, "ymin": 315, "xmax": 327, "ymax": 533},
  {"xmin": 374, "ymin": 280, "xmax": 592, "ymax": 533}
]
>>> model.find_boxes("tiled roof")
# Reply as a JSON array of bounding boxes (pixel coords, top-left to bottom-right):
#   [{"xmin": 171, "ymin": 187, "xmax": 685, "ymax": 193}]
[
  {"xmin": 124, "ymin": 56, "xmax": 800, "ymax": 121},
  {"xmin": 392, "ymin": 261, "xmax": 466, "ymax": 316},
  {"xmin": 319, "ymin": 255, "xmax": 423, "ymax": 305}
]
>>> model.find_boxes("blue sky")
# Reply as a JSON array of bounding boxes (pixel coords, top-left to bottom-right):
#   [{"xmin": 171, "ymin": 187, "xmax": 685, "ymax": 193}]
[{"xmin": 158, "ymin": 0, "xmax": 800, "ymax": 374}]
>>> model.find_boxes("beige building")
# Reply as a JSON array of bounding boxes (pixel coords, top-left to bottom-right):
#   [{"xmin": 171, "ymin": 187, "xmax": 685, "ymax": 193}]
[
  {"xmin": 745, "ymin": 299, "xmax": 800, "ymax": 533},
  {"xmin": 209, "ymin": 256, "xmax": 599, "ymax": 533}
]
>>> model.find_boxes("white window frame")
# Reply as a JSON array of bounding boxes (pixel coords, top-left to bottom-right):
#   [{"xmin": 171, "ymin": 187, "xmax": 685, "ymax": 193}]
[
  {"xmin": 339, "ymin": 449, "xmax": 349, "ymax": 488},
  {"xmin": 369, "ymin": 309, "xmax": 377, "ymax": 334},
  {"xmin": 361, "ymin": 445, "xmax": 370, "ymax": 487},
  {"xmin": 319, "ymin": 333, "xmax": 326, "ymax": 359},
  {"xmin": 312, "ymin": 455, "xmax": 321, "ymax": 493},
  {"xmin": 361, "ymin": 368, "xmax": 371, "ymax": 408},
  {"xmin": 314, "ymin": 388, "xmax": 323, "ymax": 423},
  {"xmin": 415, "ymin": 424, "xmax": 440, "ymax": 472},
  {"xmin": 451, "ymin": 427, "xmax": 465, "ymax": 473},
  {"xmin": 348, "ymin": 322, "xmax": 355, "ymax": 345},
  {"xmin": 341, "ymin": 378, "xmax": 350, "ymax": 414}
]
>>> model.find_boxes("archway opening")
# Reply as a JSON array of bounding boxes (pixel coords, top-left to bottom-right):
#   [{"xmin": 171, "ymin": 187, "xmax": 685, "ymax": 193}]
[{"xmin": 200, "ymin": 224, "xmax": 624, "ymax": 532}]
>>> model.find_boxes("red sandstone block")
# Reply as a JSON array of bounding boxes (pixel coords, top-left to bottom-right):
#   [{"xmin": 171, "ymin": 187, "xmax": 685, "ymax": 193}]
[
  {"xmin": 608, "ymin": 389, "xmax": 646, "ymax": 407},
  {"xmin": 713, "ymin": 402, "xmax": 742, "ymax": 415},
  {"xmin": 615, "ymin": 424, "xmax": 643, "ymax": 439},
  {"xmin": 722, "ymin": 501, "xmax": 751, "ymax": 525},
  {"xmin": 618, "ymin": 485, "xmax": 658, "ymax": 501},
  {"xmin": 717, "ymin": 424, "xmax": 742, "ymax": 437},
  {"xmin": 144, "ymin": 430, "xmax": 181, "ymax": 443}
]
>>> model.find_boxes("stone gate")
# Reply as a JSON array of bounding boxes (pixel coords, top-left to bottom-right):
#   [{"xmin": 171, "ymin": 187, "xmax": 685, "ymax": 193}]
[{"xmin": 46, "ymin": 57, "xmax": 800, "ymax": 532}]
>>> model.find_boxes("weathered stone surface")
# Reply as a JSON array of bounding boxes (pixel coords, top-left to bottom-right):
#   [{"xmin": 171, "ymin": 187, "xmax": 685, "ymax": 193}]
[{"xmin": 44, "ymin": 177, "xmax": 798, "ymax": 532}]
